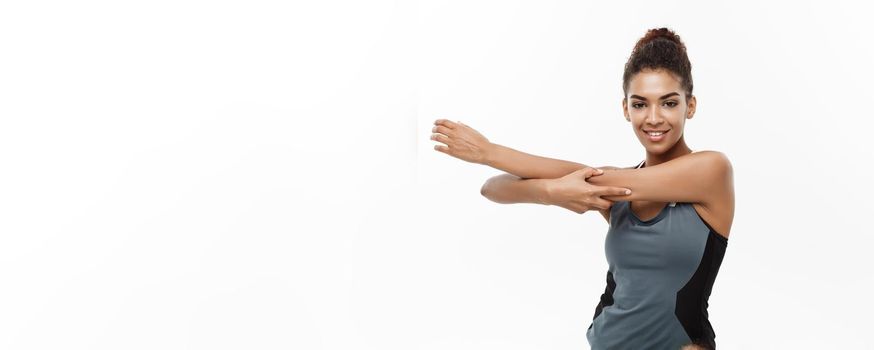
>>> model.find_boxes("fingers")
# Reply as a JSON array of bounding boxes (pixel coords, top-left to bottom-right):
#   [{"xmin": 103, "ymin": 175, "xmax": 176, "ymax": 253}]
[
  {"xmin": 434, "ymin": 119, "xmax": 460, "ymax": 130},
  {"xmin": 430, "ymin": 133, "xmax": 450, "ymax": 144},
  {"xmin": 597, "ymin": 186, "xmax": 632, "ymax": 197},
  {"xmin": 431, "ymin": 124, "xmax": 454, "ymax": 137},
  {"xmin": 431, "ymin": 123, "xmax": 455, "ymax": 149},
  {"xmin": 582, "ymin": 167, "xmax": 603, "ymax": 179}
]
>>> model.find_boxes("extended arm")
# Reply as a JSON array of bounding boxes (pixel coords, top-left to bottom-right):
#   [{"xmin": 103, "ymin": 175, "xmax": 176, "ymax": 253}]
[
  {"xmin": 431, "ymin": 119, "xmax": 631, "ymax": 221},
  {"xmin": 484, "ymin": 143, "xmax": 592, "ymax": 179},
  {"xmin": 479, "ymin": 173, "xmax": 553, "ymax": 205},
  {"xmin": 585, "ymin": 150, "xmax": 733, "ymax": 205},
  {"xmin": 481, "ymin": 167, "xmax": 632, "ymax": 222},
  {"xmin": 432, "ymin": 119, "xmax": 592, "ymax": 179}
]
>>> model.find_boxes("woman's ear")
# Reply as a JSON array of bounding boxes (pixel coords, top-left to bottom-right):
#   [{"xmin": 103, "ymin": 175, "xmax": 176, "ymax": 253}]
[
  {"xmin": 622, "ymin": 98, "xmax": 630, "ymax": 122},
  {"xmin": 686, "ymin": 95, "xmax": 697, "ymax": 119}
]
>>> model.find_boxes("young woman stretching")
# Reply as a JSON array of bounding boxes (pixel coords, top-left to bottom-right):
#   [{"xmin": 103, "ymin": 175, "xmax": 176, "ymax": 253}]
[{"xmin": 430, "ymin": 27, "xmax": 733, "ymax": 350}]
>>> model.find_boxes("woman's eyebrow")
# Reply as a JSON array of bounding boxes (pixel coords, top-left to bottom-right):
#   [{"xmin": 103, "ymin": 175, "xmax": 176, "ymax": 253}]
[{"xmin": 629, "ymin": 92, "xmax": 680, "ymax": 101}]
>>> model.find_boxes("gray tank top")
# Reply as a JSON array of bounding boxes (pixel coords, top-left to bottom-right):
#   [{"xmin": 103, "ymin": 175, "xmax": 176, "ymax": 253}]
[{"xmin": 586, "ymin": 160, "xmax": 729, "ymax": 350}]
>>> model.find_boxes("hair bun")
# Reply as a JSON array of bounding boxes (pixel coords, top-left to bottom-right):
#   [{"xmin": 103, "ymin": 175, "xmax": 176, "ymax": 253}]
[
  {"xmin": 634, "ymin": 27, "xmax": 686, "ymax": 53},
  {"xmin": 622, "ymin": 27, "xmax": 693, "ymax": 99}
]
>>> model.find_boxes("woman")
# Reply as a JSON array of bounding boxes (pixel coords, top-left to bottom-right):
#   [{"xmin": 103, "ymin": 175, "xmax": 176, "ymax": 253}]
[{"xmin": 430, "ymin": 27, "xmax": 733, "ymax": 350}]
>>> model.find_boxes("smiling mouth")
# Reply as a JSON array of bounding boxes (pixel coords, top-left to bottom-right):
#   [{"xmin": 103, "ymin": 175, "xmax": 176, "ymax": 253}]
[
  {"xmin": 644, "ymin": 129, "xmax": 670, "ymax": 136},
  {"xmin": 642, "ymin": 129, "xmax": 670, "ymax": 141}
]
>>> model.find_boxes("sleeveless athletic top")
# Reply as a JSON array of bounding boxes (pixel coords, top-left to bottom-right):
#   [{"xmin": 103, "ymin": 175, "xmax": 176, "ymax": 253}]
[{"xmin": 586, "ymin": 160, "xmax": 729, "ymax": 350}]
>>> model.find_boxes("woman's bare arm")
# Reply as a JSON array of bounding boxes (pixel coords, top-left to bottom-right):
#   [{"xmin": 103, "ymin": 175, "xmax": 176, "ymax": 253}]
[
  {"xmin": 585, "ymin": 150, "xmax": 733, "ymax": 205},
  {"xmin": 484, "ymin": 143, "xmax": 592, "ymax": 179},
  {"xmin": 432, "ymin": 119, "xmax": 593, "ymax": 179},
  {"xmin": 432, "ymin": 118, "xmax": 631, "ymax": 219},
  {"xmin": 479, "ymin": 173, "xmax": 553, "ymax": 205},
  {"xmin": 481, "ymin": 167, "xmax": 632, "ymax": 219}
]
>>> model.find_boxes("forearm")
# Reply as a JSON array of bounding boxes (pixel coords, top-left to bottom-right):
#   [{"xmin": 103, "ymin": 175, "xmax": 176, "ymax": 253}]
[
  {"xmin": 480, "ymin": 173, "xmax": 552, "ymax": 205},
  {"xmin": 484, "ymin": 143, "xmax": 590, "ymax": 179}
]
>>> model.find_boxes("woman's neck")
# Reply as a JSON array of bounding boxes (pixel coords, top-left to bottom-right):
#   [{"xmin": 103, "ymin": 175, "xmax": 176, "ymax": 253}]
[{"xmin": 643, "ymin": 136, "xmax": 692, "ymax": 168}]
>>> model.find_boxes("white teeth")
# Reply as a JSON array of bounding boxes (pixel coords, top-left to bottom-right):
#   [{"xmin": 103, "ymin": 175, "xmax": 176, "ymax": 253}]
[{"xmin": 647, "ymin": 131, "xmax": 664, "ymax": 136}]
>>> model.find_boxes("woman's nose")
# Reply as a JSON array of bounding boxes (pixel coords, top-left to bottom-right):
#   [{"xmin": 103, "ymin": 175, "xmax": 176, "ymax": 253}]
[{"xmin": 647, "ymin": 107, "xmax": 663, "ymax": 125}]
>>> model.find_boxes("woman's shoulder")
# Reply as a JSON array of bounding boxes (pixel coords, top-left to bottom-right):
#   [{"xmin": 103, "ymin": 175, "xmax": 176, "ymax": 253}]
[
  {"xmin": 690, "ymin": 150, "xmax": 732, "ymax": 166},
  {"xmin": 682, "ymin": 150, "xmax": 733, "ymax": 179}
]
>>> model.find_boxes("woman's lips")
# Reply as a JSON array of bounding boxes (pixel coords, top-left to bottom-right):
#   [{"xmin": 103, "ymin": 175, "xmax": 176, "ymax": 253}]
[{"xmin": 644, "ymin": 129, "xmax": 669, "ymax": 142}]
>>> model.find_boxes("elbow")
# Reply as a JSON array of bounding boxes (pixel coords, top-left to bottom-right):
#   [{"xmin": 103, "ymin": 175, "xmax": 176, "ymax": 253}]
[
  {"xmin": 481, "ymin": 177, "xmax": 506, "ymax": 203},
  {"xmin": 480, "ymin": 179, "xmax": 493, "ymax": 199},
  {"xmin": 480, "ymin": 173, "xmax": 518, "ymax": 203}
]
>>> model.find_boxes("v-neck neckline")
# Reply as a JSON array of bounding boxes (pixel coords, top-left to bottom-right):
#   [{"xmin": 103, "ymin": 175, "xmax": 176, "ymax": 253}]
[{"xmin": 627, "ymin": 159, "xmax": 676, "ymax": 225}]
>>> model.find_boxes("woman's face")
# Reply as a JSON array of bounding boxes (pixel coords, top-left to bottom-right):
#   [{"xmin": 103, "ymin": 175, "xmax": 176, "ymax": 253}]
[{"xmin": 622, "ymin": 68, "xmax": 696, "ymax": 154}]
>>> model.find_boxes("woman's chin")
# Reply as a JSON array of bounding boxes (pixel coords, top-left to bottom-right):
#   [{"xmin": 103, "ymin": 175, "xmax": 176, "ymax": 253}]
[{"xmin": 641, "ymin": 142, "xmax": 671, "ymax": 155}]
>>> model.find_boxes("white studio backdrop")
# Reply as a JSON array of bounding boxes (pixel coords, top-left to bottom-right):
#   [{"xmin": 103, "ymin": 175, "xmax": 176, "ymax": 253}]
[
  {"xmin": 419, "ymin": 1, "xmax": 874, "ymax": 349},
  {"xmin": 0, "ymin": 0, "xmax": 872, "ymax": 349}
]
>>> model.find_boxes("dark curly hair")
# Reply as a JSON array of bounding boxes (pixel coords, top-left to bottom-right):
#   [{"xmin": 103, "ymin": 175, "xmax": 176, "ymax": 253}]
[{"xmin": 622, "ymin": 27, "xmax": 693, "ymax": 100}]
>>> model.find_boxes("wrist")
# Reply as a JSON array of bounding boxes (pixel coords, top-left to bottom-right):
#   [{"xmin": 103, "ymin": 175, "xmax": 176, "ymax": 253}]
[
  {"xmin": 481, "ymin": 142, "xmax": 499, "ymax": 166},
  {"xmin": 534, "ymin": 179, "xmax": 554, "ymax": 205}
]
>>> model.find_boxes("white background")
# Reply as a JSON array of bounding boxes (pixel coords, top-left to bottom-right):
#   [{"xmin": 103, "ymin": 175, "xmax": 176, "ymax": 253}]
[{"xmin": 1, "ymin": 0, "xmax": 872, "ymax": 349}]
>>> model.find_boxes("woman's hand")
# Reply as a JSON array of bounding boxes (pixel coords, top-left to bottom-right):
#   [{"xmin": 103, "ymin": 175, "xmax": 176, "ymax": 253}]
[
  {"xmin": 431, "ymin": 119, "xmax": 493, "ymax": 165},
  {"xmin": 544, "ymin": 167, "xmax": 632, "ymax": 214}
]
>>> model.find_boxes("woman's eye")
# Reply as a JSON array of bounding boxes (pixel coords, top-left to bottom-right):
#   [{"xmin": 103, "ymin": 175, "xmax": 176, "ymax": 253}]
[
  {"xmin": 664, "ymin": 101, "xmax": 677, "ymax": 107},
  {"xmin": 632, "ymin": 103, "xmax": 644, "ymax": 109}
]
